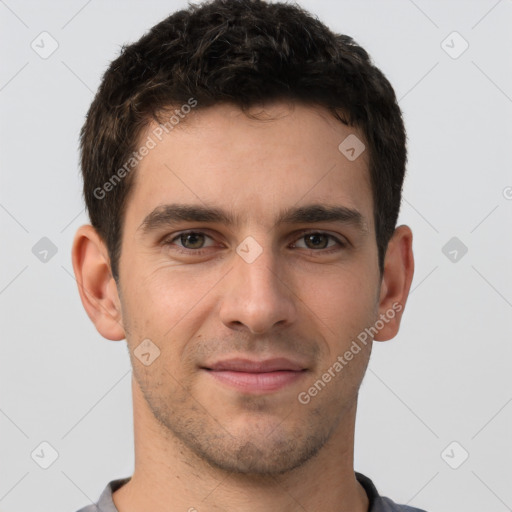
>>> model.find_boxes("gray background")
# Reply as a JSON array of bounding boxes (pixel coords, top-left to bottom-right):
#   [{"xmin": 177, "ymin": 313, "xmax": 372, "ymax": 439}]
[{"xmin": 1, "ymin": 1, "xmax": 511, "ymax": 511}]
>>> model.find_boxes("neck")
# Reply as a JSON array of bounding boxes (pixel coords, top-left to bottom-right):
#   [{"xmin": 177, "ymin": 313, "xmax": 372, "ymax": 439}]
[{"xmin": 113, "ymin": 377, "xmax": 369, "ymax": 512}]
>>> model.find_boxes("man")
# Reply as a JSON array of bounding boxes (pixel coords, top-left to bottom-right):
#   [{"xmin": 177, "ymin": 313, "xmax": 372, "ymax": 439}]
[{"xmin": 72, "ymin": 0, "xmax": 420, "ymax": 510}]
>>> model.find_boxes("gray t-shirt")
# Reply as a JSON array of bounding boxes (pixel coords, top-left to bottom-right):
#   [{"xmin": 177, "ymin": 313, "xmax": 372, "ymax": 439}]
[{"xmin": 75, "ymin": 472, "xmax": 427, "ymax": 512}]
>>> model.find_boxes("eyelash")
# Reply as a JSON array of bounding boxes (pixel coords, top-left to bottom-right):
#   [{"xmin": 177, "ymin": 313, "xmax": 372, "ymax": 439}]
[{"xmin": 162, "ymin": 230, "xmax": 347, "ymax": 256}]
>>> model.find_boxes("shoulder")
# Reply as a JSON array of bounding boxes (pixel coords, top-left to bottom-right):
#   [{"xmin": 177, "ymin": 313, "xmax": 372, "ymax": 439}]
[
  {"xmin": 356, "ymin": 472, "xmax": 428, "ymax": 512},
  {"xmin": 73, "ymin": 477, "xmax": 130, "ymax": 512},
  {"xmin": 379, "ymin": 496, "xmax": 428, "ymax": 511}
]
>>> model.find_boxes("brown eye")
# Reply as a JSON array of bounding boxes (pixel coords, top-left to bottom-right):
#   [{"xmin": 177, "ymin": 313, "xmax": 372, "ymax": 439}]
[
  {"xmin": 162, "ymin": 230, "xmax": 218, "ymax": 256},
  {"xmin": 303, "ymin": 233, "xmax": 330, "ymax": 249},
  {"xmin": 179, "ymin": 232, "xmax": 206, "ymax": 249},
  {"xmin": 293, "ymin": 232, "xmax": 343, "ymax": 251}
]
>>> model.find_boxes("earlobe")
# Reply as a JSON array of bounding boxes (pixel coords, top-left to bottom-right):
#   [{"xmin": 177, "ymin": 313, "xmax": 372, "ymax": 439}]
[
  {"xmin": 71, "ymin": 224, "xmax": 126, "ymax": 341},
  {"xmin": 374, "ymin": 225, "xmax": 414, "ymax": 342}
]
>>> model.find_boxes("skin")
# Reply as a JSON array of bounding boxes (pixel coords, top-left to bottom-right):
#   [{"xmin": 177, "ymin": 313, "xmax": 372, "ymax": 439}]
[{"xmin": 72, "ymin": 101, "xmax": 414, "ymax": 512}]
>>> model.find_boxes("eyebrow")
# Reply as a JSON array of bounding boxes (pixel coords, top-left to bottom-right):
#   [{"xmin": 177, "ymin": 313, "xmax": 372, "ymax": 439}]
[{"xmin": 137, "ymin": 203, "xmax": 368, "ymax": 236}]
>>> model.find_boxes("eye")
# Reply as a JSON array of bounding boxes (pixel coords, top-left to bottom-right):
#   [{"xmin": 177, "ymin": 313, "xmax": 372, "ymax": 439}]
[
  {"xmin": 162, "ymin": 230, "xmax": 347, "ymax": 256},
  {"xmin": 164, "ymin": 231, "xmax": 216, "ymax": 252},
  {"xmin": 292, "ymin": 231, "xmax": 346, "ymax": 251}
]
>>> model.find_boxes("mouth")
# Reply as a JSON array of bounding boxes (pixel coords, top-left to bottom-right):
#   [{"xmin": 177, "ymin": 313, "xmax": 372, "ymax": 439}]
[{"xmin": 201, "ymin": 357, "xmax": 308, "ymax": 394}]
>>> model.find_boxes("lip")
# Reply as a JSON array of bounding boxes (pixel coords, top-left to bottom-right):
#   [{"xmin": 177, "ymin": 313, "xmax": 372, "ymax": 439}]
[
  {"xmin": 205, "ymin": 357, "xmax": 306, "ymax": 373},
  {"xmin": 202, "ymin": 358, "xmax": 308, "ymax": 393}
]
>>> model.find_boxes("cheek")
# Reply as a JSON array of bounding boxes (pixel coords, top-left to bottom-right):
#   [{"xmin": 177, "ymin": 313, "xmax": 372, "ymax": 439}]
[
  {"xmin": 124, "ymin": 262, "xmax": 191, "ymax": 317},
  {"xmin": 121, "ymin": 266, "xmax": 215, "ymax": 359},
  {"xmin": 300, "ymin": 267, "xmax": 378, "ymax": 331}
]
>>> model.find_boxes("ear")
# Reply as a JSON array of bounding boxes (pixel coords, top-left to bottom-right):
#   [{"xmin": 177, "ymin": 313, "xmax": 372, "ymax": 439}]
[
  {"xmin": 373, "ymin": 224, "xmax": 414, "ymax": 342},
  {"xmin": 71, "ymin": 224, "xmax": 125, "ymax": 341}
]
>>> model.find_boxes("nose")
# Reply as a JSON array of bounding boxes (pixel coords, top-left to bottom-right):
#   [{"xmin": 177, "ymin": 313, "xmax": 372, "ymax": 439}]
[{"xmin": 219, "ymin": 241, "xmax": 297, "ymax": 335}]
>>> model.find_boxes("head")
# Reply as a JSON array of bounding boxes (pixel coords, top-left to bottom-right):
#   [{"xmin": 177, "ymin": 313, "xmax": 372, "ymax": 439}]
[{"xmin": 73, "ymin": 0, "xmax": 414, "ymax": 477}]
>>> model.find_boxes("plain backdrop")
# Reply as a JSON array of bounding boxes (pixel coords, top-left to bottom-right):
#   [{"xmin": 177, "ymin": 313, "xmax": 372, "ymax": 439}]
[{"xmin": 1, "ymin": 1, "xmax": 511, "ymax": 511}]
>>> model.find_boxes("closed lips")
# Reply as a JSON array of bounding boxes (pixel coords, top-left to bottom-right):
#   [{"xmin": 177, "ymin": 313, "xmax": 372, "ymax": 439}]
[{"xmin": 203, "ymin": 358, "xmax": 306, "ymax": 372}]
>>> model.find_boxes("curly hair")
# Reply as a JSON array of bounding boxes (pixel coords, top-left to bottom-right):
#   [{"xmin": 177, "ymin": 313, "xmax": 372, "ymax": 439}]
[{"xmin": 80, "ymin": 0, "xmax": 407, "ymax": 282}]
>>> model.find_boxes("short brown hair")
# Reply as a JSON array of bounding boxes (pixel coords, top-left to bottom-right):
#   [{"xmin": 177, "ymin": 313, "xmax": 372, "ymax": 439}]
[{"xmin": 80, "ymin": 0, "xmax": 407, "ymax": 282}]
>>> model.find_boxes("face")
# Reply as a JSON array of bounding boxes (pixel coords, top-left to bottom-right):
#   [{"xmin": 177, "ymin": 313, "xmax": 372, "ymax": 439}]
[{"xmin": 116, "ymin": 101, "xmax": 382, "ymax": 475}]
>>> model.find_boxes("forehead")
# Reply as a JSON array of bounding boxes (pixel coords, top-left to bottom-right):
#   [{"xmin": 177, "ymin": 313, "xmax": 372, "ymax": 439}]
[{"xmin": 125, "ymin": 101, "xmax": 373, "ymax": 232}]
